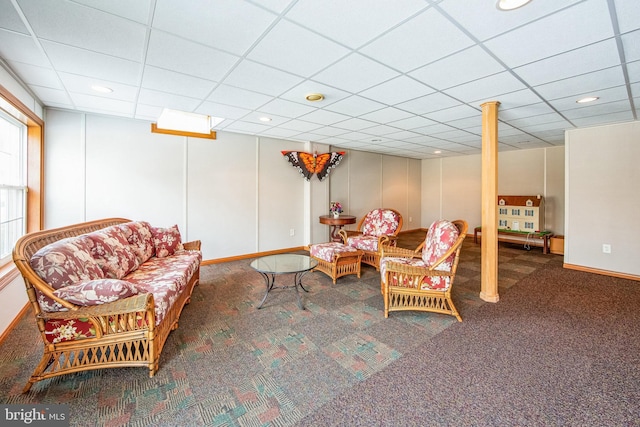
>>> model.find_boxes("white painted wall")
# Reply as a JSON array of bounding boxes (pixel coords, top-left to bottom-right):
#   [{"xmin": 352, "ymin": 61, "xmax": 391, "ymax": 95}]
[
  {"xmin": 421, "ymin": 146, "xmax": 565, "ymax": 235},
  {"xmin": 565, "ymin": 121, "xmax": 640, "ymax": 276},
  {"xmin": 329, "ymin": 150, "xmax": 422, "ymax": 238}
]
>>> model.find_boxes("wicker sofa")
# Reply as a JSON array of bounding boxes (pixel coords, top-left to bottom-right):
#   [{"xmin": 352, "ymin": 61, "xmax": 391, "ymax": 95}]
[{"xmin": 12, "ymin": 218, "xmax": 201, "ymax": 392}]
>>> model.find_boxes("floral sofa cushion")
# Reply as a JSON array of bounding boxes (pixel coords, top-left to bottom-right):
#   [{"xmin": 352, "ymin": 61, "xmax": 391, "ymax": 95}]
[
  {"xmin": 30, "ymin": 235, "xmax": 104, "ymax": 289},
  {"xmin": 30, "ymin": 235, "xmax": 106, "ymax": 313},
  {"xmin": 361, "ymin": 209, "xmax": 401, "ymax": 237},
  {"xmin": 151, "ymin": 224, "xmax": 184, "ymax": 258},
  {"xmin": 125, "ymin": 250, "xmax": 202, "ymax": 325},
  {"xmin": 118, "ymin": 221, "xmax": 155, "ymax": 264},
  {"xmin": 44, "ymin": 318, "xmax": 97, "ymax": 344},
  {"xmin": 310, "ymin": 242, "xmax": 360, "ymax": 262},
  {"xmin": 86, "ymin": 227, "xmax": 139, "ymax": 279},
  {"xmin": 52, "ymin": 278, "xmax": 139, "ymax": 306}
]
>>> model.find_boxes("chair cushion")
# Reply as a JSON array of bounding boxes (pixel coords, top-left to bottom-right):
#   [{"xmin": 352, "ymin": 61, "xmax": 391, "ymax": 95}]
[
  {"xmin": 346, "ymin": 235, "xmax": 380, "ymax": 252},
  {"xmin": 361, "ymin": 209, "xmax": 400, "ymax": 237},
  {"xmin": 310, "ymin": 242, "xmax": 359, "ymax": 263},
  {"xmin": 422, "ymin": 220, "xmax": 459, "ymax": 270},
  {"xmin": 380, "ymin": 257, "xmax": 451, "ymax": 291}
]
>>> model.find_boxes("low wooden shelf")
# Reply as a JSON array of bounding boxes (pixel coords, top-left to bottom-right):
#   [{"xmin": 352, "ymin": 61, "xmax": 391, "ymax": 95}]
[{"xmin": 474, "ymin": 226, "xmax": 553, "ymax": 254}]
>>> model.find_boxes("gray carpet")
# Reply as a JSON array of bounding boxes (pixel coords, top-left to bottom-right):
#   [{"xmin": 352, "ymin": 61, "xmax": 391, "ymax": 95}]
[{"xmin": 1, "ymin": 238, "xmax": 638, "ymax": 426}]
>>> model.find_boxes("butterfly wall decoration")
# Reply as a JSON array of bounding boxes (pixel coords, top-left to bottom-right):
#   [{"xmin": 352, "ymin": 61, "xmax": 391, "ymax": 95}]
[{"xmin": 281, "ymin": 151, "xmax": 345, "ymax": 181}]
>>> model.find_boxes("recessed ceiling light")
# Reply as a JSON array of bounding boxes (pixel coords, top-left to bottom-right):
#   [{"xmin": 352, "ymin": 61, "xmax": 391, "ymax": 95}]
[
  {"xmin": 305, "ymin": 93, "xmax": 325, "ymax": 102},
  {"xmin": 576, "ymin": 96, "xmax": 599, "ymax": 104},
  {"xmin": 434, "ymin": 150, "xmax": 442, "ymax": 154},
  {"xmin": 259, "ymin": 117, "xmax": 272, "ymax": 122},
  {"xmin": 496, "ymin": 0, "xmax": 532, "ymax": 11},
  {"xmin": 91, "ymin": 85, "xmax": 113, "ymax": 93}
]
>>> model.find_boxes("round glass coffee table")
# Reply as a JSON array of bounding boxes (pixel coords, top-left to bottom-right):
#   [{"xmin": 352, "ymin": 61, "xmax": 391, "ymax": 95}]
[{"xmin": 250, "ymin": 254, "xmax": 318, "ymax": 310}]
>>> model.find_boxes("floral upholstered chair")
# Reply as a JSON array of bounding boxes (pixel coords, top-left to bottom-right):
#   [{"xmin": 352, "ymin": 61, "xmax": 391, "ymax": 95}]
[
  {"xmin": 379, "ymin": 219, "xmax": 468, "ymax": 321},
  {"xmin": 338, "ymin": 208, "xmax": 403, "ymax": 270}
]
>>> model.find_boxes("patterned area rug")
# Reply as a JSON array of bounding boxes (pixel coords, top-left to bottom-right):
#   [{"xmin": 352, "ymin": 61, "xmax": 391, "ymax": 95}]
[{"xmin": 0, "ymin": 239, "xmax": 560, "ymax": 426}]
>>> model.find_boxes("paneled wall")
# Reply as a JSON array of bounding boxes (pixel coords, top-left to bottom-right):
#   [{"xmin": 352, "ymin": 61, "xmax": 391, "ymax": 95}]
[{"xmin": 421, "ymin": 146, "xmax": 565, "ymax": 235}]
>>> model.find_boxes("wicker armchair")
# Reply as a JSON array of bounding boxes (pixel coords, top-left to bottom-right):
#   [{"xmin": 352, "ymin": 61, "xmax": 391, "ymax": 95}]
[
  {"xmin": 380, "ymin": 219, "xmax": 467, "ymax": 321},
  {"xmin": 338, "ymin": 208, "xmax": 403, "ymax": 270}
]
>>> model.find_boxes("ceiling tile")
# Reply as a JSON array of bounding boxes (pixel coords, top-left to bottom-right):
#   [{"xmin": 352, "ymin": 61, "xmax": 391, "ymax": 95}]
[
  {"xmin": 142, "ymin": 66, "xmax": 216, "ymax": 99},
  {"xmin": 29, "ymin": 85, "xmax": 72, "ymax": 105},
  {"xmin": 298, "ymin": 109, "xmax": 350, "ymax": 126},
  {"xmin": 152, "ymin": 0, "xmax": 277, "ymax": 55},
  {"xmin": 359, "ymin": 107, "xmax": 414, "ymax": 123},
  {"xmin": 137, "ymin": 88, "xmax": 201, "ymax": 111},
  {"xmin": 8, "ymin": 62, "xmax": 60, "ymax": 89},
  {"xmin": 285, "ymin": 0, "xmax": 428, "ymax": 49},
  {"xmin": 0, "ymin": 0, "xmax": 29, "ymax": 34},
  {"xmin": 362, "ymin": 7, "xmax": 475, "ymax": 72},
  {"xmin": 500, "ymin": 103, "xmax": 557, "ymax": 121},
  {"xmin": 423, "ymin": 104, "xmax": 480, "ymax": 122},
  {"xmin": 484, "ymin": 0, "xmax": 614, "ymax": 67},
  {"xmin": 332, "ymin": 118, "xmax": 378, "ymax": 131},
  {"xmin": 41, "ymin": 40, "xmax": 141, "ymax": 85},
  {"xmin": 324, "ymin": 95, "xmax": 386, "ymax": 116},
  {"xmin": 69, "ymin": 92, "xmax": 134, "ymax": 115},
  {"xmin": 562, "ymin": 99, "xmax": 632, "ymax": 120},
  {"xmin": 474, "ymin": 89, "xmax": 542, "ymax": 110},
  {"xmin": 195, "ymin": 100, "xmax": 251, "ymax": 120},
  {"xmin": 395, "ymin": 92, "xmax": 461, "ymax": 115},
  {"xmin": 440, "ymin": 0, "xmax": 583, "ymax": 41},
  {"xmin": 207, "ymin": 84, "xmax": 272, "ymax": 110},
  {"xmin": 443, "ymin": 72, "xmax": 527, "ymax": 103},
  {"xmin": 547, "ymin": 85, "xmax": 630, "ymax": 111},
  {"xmin": 223, "ymin": 60, "xmax": 304, "ymax": 97},
  {"xmin": 242, "ymin": 112, "xmax": 291, "ymax": 126},
  {"xmin": 359, "ymin": 75, "xmax": 435, "ymax": 105},
  {"xmin": 621, "ymin": 29, "xmax": 640, "ymax": 62},
  {"xmin": 535, "ymin": 67, "xmax": 626, "ymax": 100},
  {"xmin": 514, "ymin": 39, "xmax": 621, "ymax": 86},
  {"xmin": 17, "ymin": 0, "xmax": 147, "ymax": 61},
  {"xmin": 146, "ymin": 30, "xmax": 239, "ymax": 82},
  {"xmin": 614, "ymin": 0, "xmax": 640, "ymax": 34},
  {"xmin": 59, "ymin": 72, "xmax": 138, "ymax": 100},
  {"xmin": 0, "ymin": 30, "xmax": 49, "ymax": 66},
  {"xmin": 279, "ymin": 80, "xmax": 351, "ymax": 107},
  {"xmin": 71, "ymin": 0, "xmax": 152, "ymax": 24},
  {"xmin": 410, "ymin": 45, "xmax": 505, "ymax": 90},
  {"xmin": 258, "ymin": 98, "xmax": 316, "ymax": 118},
  {"xmin": 571, "ymin": 110, "xmax": 634, "ymax": 127},
  {"xmin": 628, "ymin": 60, "xmax": 640, "ymax": 83},
  {"xmin": 388, "ymin": 115, "xmax": 438, "ymax": 130},
  {"xmin": 247, "ymin": 20, "xmax": 350, "ymax": 77},
  {"xmin": 312, "ymin": 53, "xmax": 400, "ymax": 93}
]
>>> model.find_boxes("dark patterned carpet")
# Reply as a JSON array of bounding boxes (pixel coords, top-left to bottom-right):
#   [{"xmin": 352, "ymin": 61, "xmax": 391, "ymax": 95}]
[{"xmin": 1, "ymin": 232, "xmax": 638, "ymax": 426}]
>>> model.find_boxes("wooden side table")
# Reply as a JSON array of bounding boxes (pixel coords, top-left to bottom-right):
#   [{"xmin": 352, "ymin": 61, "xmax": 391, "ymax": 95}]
[{"xmin": 319, "ymin": 215, "xmax": 356, "ymax": 242}]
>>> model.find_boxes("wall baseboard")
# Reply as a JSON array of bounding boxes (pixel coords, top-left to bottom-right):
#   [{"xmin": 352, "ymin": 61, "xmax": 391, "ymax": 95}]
[
  {"xmin": 202, "ymin": 246, "xmax": 307, "ymax": 265},
  {"xmin": 0, "ymin": 303, "xmax": 30, "ymax": 345},
  {"xmin": 563, "ymin": 263, "xmax": 640, "ymax": 282}
]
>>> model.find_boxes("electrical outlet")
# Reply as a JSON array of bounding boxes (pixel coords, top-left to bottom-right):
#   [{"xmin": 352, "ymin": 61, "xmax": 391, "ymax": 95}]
[
  {"xmin": 290, "ymin": 228, "xmax": 295, "ymax": 237},
  {"xmin": 602, "ymin": 244, "xmax": 611, "ymax": 254},
  {"xmin": 409, "ymin": 216, "xmax": 413, "ymax": 222}
]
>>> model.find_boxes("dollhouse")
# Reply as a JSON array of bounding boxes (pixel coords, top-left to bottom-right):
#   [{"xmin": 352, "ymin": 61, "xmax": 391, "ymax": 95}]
[{"xmin": 497, "ymin": 195, "xmax": 544, "ymax": 232}]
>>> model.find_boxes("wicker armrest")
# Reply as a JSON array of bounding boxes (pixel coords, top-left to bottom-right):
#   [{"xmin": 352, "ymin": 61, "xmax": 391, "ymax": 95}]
[
  {"xmin": 37, "ymin": 293, "xmax": 154, "ymax": 321},
  {"xmin": 183, "ymin": 240, "xmax": 201, "ymax": 251},
  {"xmin": 380, "ymin": 245, "xmax": 420, "ymax": 259},
  {"xmin": 384, "ymin": 261, "xmax": 451, "ymax": 277}
]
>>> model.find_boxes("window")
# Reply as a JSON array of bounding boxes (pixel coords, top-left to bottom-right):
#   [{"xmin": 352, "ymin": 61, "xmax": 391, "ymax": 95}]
[
  {"xmin": 499, "ymin": 208, "xmax": 508, "ymax": 215},
  {"xmin": 0, "ymin": 111, "xmax": 26, "ymax": 267},
  {"xmin": 525, "ymin": 209, "xmax": 534, "ymax": 216},
  {"xmin": 499, "ymin": 219, "xmax": 508, "ymax": 227},
  {"xmin": 0, "ymin": 83, "xmax": 43, "ymax": 289},
  {"xmin": 525, "ymin": 222, "xmax": 534, "ymax": 230},
  {"xmin": 512, "ymin": 208, "xmax": 520, "ymax": 216}
]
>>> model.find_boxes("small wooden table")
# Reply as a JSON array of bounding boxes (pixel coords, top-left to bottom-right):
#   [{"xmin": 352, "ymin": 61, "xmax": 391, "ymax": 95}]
[
  {"xmin": 474, "ymin": 227, "xmax": 554, "ymax": 254},
  {"xmin": 319, "ymin": 214, "xmax": 356, "ymax": 242}
]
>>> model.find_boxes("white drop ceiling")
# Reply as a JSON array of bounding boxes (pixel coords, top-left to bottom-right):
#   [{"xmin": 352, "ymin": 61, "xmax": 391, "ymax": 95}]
[{"xmin": 0, "ymin": 0, "xmax": 638, "ymax": 159}]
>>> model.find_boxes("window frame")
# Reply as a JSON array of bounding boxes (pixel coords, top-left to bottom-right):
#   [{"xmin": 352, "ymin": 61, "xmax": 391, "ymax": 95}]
[{"xmin": 0, "ymin": 84, "xmax": 43, "ymax": 291}]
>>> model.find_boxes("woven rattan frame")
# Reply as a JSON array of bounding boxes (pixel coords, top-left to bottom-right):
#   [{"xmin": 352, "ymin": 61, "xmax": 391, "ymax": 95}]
[
  {"xmin": 12, "ymin": 218, "xmax": 201, "ymax": 392},
  {"xmin": 338, "ymin": 208, "xmax": 403, "ymax": 271},
  {"xmin": 311, "ymin": 248, "xmax": 364, "ymax": 284},
  {"xmin": 380, "ymin": 220, "xmax": 468, "ymax": 322}
]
